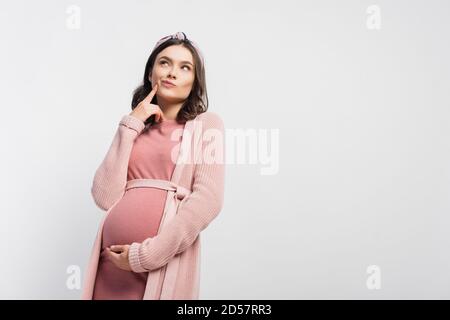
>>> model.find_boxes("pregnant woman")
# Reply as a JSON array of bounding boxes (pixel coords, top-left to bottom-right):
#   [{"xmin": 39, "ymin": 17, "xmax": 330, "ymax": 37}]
[{"xmin": 81, "ymin": 32, "xmax": 225, "ymax": 300}]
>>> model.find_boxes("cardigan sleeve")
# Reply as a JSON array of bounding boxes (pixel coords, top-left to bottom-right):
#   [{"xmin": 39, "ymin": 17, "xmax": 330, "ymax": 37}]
[
  {"xmin": 91, "ymin": 114, "xmax": 145, "ymax": 211},
  {"xmin": 128, "ymin": 113, "xmax": 225, "ymax": 272}
]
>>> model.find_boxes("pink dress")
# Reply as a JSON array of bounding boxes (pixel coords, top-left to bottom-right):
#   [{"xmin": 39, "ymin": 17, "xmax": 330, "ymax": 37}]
[{"xmin": 92, "ymin": 119, "xmax": 185, "ymax": 300}]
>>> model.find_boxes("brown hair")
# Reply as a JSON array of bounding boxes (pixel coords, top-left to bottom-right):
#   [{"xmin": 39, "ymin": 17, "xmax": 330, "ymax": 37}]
[{"xmin": 131, "ymin": 37, "xmax": 208, "ymax": 131}]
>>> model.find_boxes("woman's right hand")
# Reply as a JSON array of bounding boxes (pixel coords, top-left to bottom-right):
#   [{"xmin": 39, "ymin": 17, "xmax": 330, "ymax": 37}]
[{"xmin": 130, "ymin": 84, "xmax": 166, "ymax": 123}]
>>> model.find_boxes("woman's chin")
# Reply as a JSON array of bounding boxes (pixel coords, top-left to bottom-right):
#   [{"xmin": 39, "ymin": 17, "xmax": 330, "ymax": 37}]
[{"xmin": 157, "ymin": 93, "xmax": 181, "ymax": 102}]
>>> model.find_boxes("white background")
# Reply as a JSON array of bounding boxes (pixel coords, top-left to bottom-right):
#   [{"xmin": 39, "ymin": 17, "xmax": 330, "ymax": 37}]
[{"xmin": 0, "ymin": 0, "xmax": 449, "ymax": 299}]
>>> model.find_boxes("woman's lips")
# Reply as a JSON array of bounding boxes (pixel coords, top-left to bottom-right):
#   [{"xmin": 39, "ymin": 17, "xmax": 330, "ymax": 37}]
[{"xmin": 161, "ymin": 80, "xmax": 176, "ymax": 88}]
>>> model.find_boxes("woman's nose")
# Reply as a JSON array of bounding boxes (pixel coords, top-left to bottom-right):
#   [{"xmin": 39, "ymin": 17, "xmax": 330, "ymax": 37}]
[{"xmin": 167, "ymin": 68, "xmax": 177, "ymax": 78}]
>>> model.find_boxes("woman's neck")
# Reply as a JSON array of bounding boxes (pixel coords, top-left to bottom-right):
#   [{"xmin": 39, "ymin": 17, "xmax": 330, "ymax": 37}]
[{"xmin": 158, "ymin": 99, "xmax": 184, "ymax": 120}]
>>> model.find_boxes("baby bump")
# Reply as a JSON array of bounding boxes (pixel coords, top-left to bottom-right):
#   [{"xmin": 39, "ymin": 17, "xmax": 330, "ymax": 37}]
[{"xmin": 101, "ymin": 187, "xmax": 168, "ymax": 249}]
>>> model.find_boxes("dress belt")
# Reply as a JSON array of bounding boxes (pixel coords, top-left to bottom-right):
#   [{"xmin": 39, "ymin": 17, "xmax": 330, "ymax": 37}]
[{"xmin": 125, "ymin": 178, "xmax": 191, "ymax": 200}]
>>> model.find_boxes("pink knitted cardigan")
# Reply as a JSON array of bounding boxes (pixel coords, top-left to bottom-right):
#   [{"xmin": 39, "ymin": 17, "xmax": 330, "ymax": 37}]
[{"xmin": 81, "ymin": 111, "xmax": 225, "ymax": 299}]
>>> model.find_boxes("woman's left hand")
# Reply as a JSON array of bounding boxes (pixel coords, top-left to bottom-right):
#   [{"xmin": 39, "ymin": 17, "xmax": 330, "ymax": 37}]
[{"xmin": 104, "ymin": 244, "xmax": 132, "ymax": 271}]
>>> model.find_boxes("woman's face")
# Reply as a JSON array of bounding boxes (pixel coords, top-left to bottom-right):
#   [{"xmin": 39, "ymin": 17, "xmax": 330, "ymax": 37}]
[{"xmin": 149, "ymin": 45, "xmax": 195, "ymax": 103}]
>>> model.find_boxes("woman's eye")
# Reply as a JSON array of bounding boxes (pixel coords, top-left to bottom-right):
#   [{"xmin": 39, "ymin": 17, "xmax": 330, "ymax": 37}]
[{"xmin": 160, "ymin": 61, "xmax": 191, "ymax": 71}]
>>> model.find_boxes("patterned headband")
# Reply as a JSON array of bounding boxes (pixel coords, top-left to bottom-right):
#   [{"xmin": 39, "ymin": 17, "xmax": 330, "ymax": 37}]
[{"xmin": 152, "ymin": 31, "xmax": 204, "ymax": 67}]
